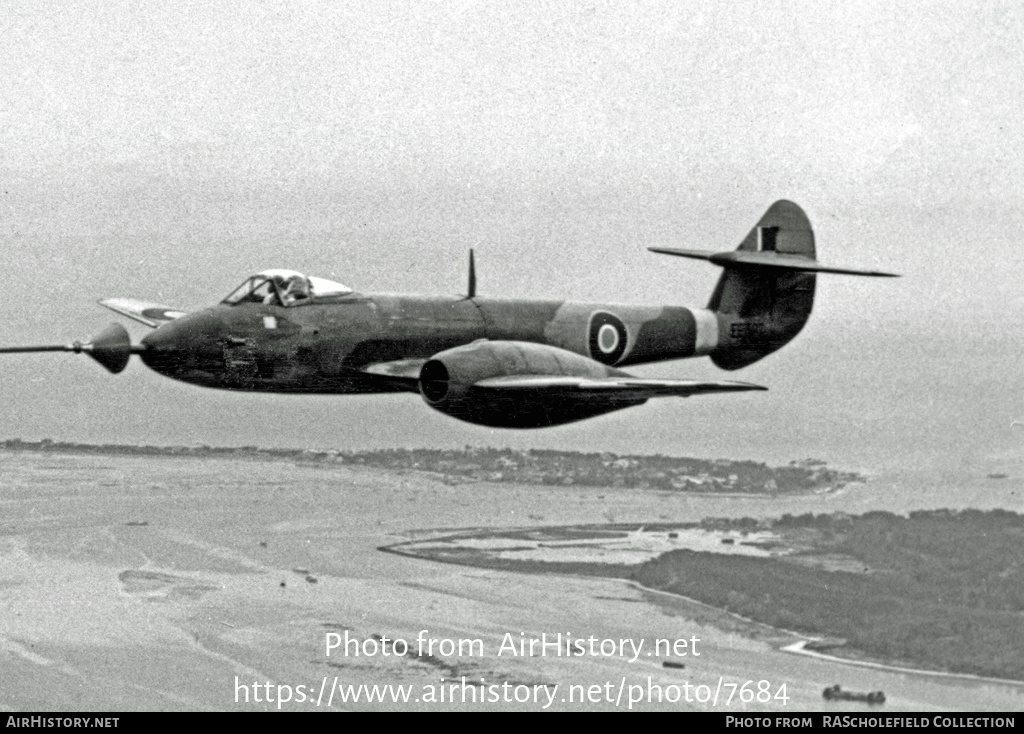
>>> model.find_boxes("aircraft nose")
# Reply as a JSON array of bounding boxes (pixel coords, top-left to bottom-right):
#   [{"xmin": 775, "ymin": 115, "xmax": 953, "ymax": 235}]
[
  {"xmin": 140, "ymin": 319, "xmax": 188, "ymax": 374},
  {"xmin": 139, "ymin": 312, "xmax": 221, "ymax": 376}
]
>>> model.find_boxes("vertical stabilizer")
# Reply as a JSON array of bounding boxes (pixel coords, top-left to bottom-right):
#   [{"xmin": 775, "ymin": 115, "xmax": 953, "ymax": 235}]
[
  {"xmin": 707, "ymin": 200, "xmax": 816, "ymax": 370},
  {"xmin": 648, "ymin": 200, "xmax": 896, "ymax": 370}
]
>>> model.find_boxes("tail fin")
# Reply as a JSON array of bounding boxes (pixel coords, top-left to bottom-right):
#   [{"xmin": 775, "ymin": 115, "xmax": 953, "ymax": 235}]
[
  {"xmin": 706, "ymin": 200, "xmax": 816, "ymax": 369},
  {"xmin": 649, "ymin": 200, "xmax": 897, "ymax": 371}
]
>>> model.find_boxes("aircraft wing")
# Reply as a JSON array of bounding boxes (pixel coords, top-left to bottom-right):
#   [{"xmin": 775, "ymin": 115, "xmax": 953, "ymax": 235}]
[
  {"xmin": 359, "ymin": 357, "xmax": 764, "ymax": 403},
  {"xmin": 98, "ymin": 298, "xmax": 188, "ymax": 328},
  {"xmin": 473, "ymin": 375, "xmax": 766, "ymax": 400},
  {"xmin": 361, "ymin": 358, "xmax": 429, "ymax": 382}
]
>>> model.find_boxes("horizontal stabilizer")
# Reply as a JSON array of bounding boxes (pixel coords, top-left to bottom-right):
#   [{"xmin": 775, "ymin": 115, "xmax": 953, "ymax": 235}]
[
  {"xmin": 648, "ymin": 248, "xmax": 898, "ymax": 278},
  {"xmin": 98, "ymin": 298, "xmax": 189, "ymax": 328},
  {"xmin": 474, "ymin": 374, "xmax": 766, "ymax": 401}
]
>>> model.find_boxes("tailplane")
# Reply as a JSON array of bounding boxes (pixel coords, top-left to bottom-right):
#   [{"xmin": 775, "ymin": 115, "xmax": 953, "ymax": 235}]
[{"xmin": 650, "ymin": 200, "xmax": 897, "ymax": 370}]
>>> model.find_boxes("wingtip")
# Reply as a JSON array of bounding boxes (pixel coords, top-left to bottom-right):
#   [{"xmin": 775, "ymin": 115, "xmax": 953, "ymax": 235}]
[
  {"xmin": 851, "ymin": 269, "xmax": 901, "ymax": 278},
  {"xmin": 714, "ymin": 381, "xmax": 768, "ymax": 392}
]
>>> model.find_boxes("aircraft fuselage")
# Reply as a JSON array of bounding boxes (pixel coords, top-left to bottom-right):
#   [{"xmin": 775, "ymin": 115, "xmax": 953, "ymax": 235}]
[{"xmin": 139, "ymin": 294, "xmax": 721, "ymax": 394}]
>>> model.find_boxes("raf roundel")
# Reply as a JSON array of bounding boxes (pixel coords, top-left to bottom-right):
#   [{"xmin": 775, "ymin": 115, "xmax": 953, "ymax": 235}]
[
  {"xmin": 141, "ymin": 307, "xmax": 188, "ymax": 321},
  {"xmin": 588, "ymin": 311, "xmax": 628, "ymax": 365}
]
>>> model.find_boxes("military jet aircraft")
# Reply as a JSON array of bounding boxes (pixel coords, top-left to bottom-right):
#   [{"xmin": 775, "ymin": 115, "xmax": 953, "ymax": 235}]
[{"xmin": 1, "ymin": 200, "xmax": 895, "ymax": 428}]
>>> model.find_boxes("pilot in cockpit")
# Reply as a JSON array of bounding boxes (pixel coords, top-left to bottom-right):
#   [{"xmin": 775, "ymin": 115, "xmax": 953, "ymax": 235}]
[
  {"xmin": 281, "ymin": 275, "xmax": 311, "ymax": 305},
  {"xmin": 221, "ymin": 270, "xmax": 350, "ymax": 307}
]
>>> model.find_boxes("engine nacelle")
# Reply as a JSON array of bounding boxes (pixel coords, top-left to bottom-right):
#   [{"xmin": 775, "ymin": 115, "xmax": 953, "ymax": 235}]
[{"xmin": 418, "ymin": 340, "xmax": 644, "ymax": 428}]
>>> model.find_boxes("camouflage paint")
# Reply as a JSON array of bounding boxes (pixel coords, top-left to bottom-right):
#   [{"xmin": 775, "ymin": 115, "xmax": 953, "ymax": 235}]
[{"xmin": 2, "ymin": 200, "xmax": 896, "ymax": 427}]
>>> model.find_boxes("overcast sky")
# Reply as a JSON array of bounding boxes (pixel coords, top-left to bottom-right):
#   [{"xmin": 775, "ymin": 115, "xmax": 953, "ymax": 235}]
[{"xmin": 2, "ymin": 1, "xmax": 1022, "ymax": 472}]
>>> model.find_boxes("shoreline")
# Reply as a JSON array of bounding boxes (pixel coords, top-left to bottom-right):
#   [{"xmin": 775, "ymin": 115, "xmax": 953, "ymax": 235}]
[
  {"xmin": 634, "ymin": 579, "xmax": 1024, "ymax": 687},
  {"xmin": 0, "ymin": 438, "xmax": 861, "ymax": 497},
  {"xmin": 382, "ymin": 516, "xmax": 1024, "ymax": 685}
]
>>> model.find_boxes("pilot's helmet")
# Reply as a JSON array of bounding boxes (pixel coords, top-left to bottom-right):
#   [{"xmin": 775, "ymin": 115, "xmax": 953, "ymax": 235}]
[{"xmin": 287, "ymin": 275, "xmax": 310, "ymax": 296}]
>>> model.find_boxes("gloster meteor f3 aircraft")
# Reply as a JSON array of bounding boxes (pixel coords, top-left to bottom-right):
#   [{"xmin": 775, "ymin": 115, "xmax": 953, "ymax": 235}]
[{"xmin": 2, "ymin": 201, "xmax": 895, "ymax": 428}]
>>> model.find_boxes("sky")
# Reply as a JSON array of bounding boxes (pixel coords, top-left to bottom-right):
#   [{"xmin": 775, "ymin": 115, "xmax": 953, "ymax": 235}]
[{"xmin": 1, "ymin": 1, "xmax": 1023, "ymax": 473}]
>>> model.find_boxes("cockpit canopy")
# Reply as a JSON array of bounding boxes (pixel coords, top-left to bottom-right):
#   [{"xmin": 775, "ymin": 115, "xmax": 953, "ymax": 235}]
[{"xmin": 221, "ymin": 269, "xmax": 352, "ymax": 307}]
